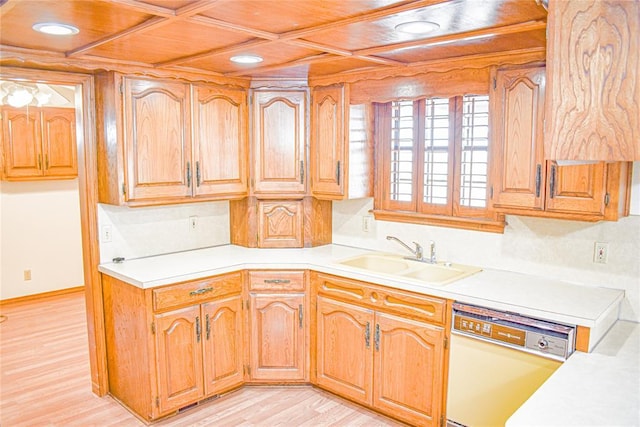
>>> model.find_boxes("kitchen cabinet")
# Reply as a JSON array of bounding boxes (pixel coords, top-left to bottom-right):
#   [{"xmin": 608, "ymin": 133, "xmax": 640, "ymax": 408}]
[
  {"xmin": 247, "ymin": 271, "xmax": 307, "ymax": 382},
  {"xmin": 491, "ymin": 64, "xmax": 632, "ymax": 221},
  {"xmin": 252, "ymin": 90, "xmax": 307, "ymax": 195},
  {"xmin": 545, "ymin": 0, "xmax": 639, "ymax": 161},
  {"xmin": 312, "ymin": 272, "xmax": 448, "ymax": 426},
  {"xmin": 1, "ymin": 106, "xmax": 77, "ymax": 180},
  {"xmin": 310, "ymin": 84, "xmax": 373, "ymax": 200},
  {"xmin": 230, "ymin": 196, "xmax": 332, "ymax": 249},
  {"xmin": 95, "ymin": 72, "xmax": 248, "ymax": 206},
  {"xmin": 102, "ymin": 272, "xmax": 244, "ymax": 421}
]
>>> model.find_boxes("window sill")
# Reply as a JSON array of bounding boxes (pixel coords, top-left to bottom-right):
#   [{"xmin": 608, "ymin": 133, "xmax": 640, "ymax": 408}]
[{"xmin": 372, "ymin": 209, "xmax": 506, "ymax": 233}]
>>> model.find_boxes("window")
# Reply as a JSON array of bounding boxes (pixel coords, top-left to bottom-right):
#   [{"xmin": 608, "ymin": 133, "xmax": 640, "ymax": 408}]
[{"xmin": 375, "ymin": 94, "xmax": 504, "ymax": 232}]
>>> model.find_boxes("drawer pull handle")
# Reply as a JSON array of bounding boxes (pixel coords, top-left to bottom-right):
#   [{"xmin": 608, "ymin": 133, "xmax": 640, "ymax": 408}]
[
  {"xmin": 365, "ymin": 322, "xmax": 371, "ymax": 348},
  {"xmin": 189, "ymin": 287, "xmax": 213, "ymax": 296},
  {"xmin": 263, "ymin": 279, "xmax": 291, "ymax": 284},
  {"xmin": 374, "ymin": 323, "xmax": 380, "ymax": 351},
  {"xmin": 298, "ymin": 304, "xmax": 303, "ymax": 329}
]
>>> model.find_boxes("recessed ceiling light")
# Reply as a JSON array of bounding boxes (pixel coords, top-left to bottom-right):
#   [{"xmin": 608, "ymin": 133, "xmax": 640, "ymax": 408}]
[
  {"xmin": 230, "ymin": 54, "xmax": 264, "ymax": 64},
  {"xmin": 394, "ymin": 21, "xmax": 440, "ymax": 35},
  {"xmin": 32, "ymin": 22, "xmax": 80, "ymax": 36}
]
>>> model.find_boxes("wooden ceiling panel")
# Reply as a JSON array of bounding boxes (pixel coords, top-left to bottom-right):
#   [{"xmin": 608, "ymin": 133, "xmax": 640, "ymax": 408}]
[
  {"xmin": 85, "ymin": 21, "xmax": 252, "ymax": 65},
  {"xmin": 182, "ymin": 42, "xmax": 319, "ymax": 75},
  {"xmin": 198, "ymin": 0, "xmax": 404, "ymax": 34},
  {"xmin": 305, "ymin": 0, "xmax": 547, "ymax": 51},
  {"xmin": 379, "ymin": 28, "xmax": 547, "ymax": 64},
  {"xmin": 136, "ymin": 0, "xmax": 200, "ymax": 9},
  {"xmin": 307, "ymin": 58, "xmax": 384, "ymax": 77},
  {"xmin": 0, "ymin": 0, "xmax": 151, "ymax": 53}
]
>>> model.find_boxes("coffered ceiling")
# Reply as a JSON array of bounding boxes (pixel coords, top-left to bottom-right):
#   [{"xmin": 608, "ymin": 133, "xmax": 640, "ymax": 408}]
[{"xmin": 0, "ymin": 0, "xmax": 548, "ymax": 80}]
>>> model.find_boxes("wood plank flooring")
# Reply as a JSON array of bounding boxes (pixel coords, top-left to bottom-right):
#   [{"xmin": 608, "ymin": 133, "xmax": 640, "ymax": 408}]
[{"xmin": 0, "ymin": 291, "xmax": 405, "ymax": 426}]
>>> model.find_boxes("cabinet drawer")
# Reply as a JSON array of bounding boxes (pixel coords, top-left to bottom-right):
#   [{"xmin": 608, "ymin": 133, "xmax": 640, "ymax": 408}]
[
  {"xmin": 248, "ymin": 271, "xmax": 306, "ymax": 291},
  {"xmin": 313, "ymin": 272, "xmax": 447, "ymax": 325},
  {"xmin": 153, "ymin": 272, "xmax": 242, "ymax": 312}
]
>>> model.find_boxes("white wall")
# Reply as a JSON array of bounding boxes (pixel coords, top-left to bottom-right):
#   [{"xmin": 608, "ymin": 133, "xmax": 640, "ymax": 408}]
[
  {"xmin": 0, "ymin": 179, "xmax": 84, "ymax": 300},
  {"xmin": 97, "ymin": 201, "xmax": 230, "ymax": 263}
]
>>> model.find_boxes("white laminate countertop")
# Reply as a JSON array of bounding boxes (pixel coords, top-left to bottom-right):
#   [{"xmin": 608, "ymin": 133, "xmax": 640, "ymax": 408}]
[
  {"xmin": 508, "ymin": 320, "xmax": 640, "ymax": 427},
  {"xmin": 98, "ymin": 244, "xmax": 623, "ymax": 331}
]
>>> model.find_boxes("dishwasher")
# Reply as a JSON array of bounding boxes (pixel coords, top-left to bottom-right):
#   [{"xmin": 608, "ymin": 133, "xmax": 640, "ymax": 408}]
[{"xmin": 446, "ymin": 302, "xmax": 576, "ymax": 427}]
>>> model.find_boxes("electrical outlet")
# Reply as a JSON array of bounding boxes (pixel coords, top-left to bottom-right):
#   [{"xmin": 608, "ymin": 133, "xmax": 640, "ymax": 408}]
[
  {"xmin": 24, "ymin": 269, "xmax": 32, "ymax": 281},
  {"xmin": 594, "ymin": 242, "xmax": 609, "ymax": 264},
  {"xmin": 189, "ymin": 216, "xmax": 198, "ymax": 232},
  {"xmin": 101, "ymin": 225, "xmax": 112, "ymax": 243},
  {"xmin": 362, "ymin": 215, "xmax": 372, "ymax": 232}
]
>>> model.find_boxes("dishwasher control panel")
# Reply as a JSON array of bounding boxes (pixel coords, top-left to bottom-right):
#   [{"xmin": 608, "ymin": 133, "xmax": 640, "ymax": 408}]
[{"xmin": 452, "ymin": 302, "xmax": 576, "ymax": 360}]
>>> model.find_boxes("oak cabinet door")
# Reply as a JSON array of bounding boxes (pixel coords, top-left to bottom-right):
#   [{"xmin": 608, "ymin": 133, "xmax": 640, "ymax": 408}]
[
  {"xmin": 193, "ymin": 85, "xmax": 248, "ymax": 198},
  {"xmin": 544, "ymin": 162, "xmax": 607, "ymax": 215},
  {"xmin": 249, "ymin": 293, "xmax": 306, "ymax": 381},
  {"xmin": 155, "ymin": 305, "xmax": 204, "ymax": 414},
  {"xmin": 491, "ymin": 65, "xmax": 546, "ymax": 211},
  {"xmin": 373, "ymin": 312, "xmax": 445, "ymax": 427},
  {"xmin": 252, "ymin": 90, "xmax": 306, "ymax": 195},
  {"xmin": 41, "ymin": 108, "xmax": 77, "ymax": 177},
  {"xmin": 202, "ymin": 295, "xmax": 244, "ymax": 396},
  {"xmin": 316, "ymin": 296, "xmax": 374, "ymax": 405},
  {"xmin": 311, "ymin": 85, "xmax": 344, "ymax": 198},
  {"xmin": 545, "ymin": 0, "xmax": 639, "ymax": 161},
  {"xmin": 1, "ymin": 108, "xmax": 42, "ymax": 178},
  {"xmin": 257, "ymin": 200, "xmax": 304, "ymax": 248},
  {"xmin": 124, "ymin": 78, "xmax": 192, "ymax": 201}
]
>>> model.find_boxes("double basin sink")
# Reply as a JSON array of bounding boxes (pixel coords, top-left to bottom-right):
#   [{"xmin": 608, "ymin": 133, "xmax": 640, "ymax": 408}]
[{"xmin": 336, "ymin": 253, "xmax": 481, "ymax": 286}]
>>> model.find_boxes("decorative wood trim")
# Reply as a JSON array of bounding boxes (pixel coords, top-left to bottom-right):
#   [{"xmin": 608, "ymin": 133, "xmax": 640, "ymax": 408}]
[
  {"xmin": 0, "ymin": 286, "xmax": 84, "ymax": 305},
  {"xmin": 372, "ymin": 209, "xmax": 506, "ymax": 233},
  {"xmin": 308, "ymin": 48, "xmax": 546, "ymax": 87}
]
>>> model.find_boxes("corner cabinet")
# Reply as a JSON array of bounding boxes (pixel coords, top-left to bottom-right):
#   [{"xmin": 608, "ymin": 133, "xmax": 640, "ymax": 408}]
[
  {"xmin": 96, "ymin": 72, "xmax": 248, "ymax": 206},
  {"xmin": 312, "ymin": 272, "xmax": 449, "ymax": 427},
  {"xmin": 310, "ymin": 84, "xmax": 373, "ymax": 200},
  {"xmin": 102, "ymin": 272, "xmax": 244, "ymax": 421},
  {"xmin": 1, "ymin": 107, "xmax": 77, "ymax": 180},
  {"xmin": 545, "ymin": 0, "xmax": 640, "ymax": 161},
  {"xmin": 491, "ymin": 64, "xmax": 632, "ymax": 222}
]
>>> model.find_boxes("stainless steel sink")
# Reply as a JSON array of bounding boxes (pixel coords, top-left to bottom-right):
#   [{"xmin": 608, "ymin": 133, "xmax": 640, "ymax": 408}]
[{"xmin": 337, "ymin": 253, "xmax": 481, "ymax": 286}]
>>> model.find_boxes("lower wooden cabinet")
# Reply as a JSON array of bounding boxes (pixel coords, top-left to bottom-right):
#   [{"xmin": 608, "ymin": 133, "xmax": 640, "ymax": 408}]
[
  {"xmin": 103, "ymin": 272, "xmax": 244, "ymax": 421},
  {"xmin": 247, "ymin": 270, "xmax": 307, "ymax": 382},
  {"xmin": 312, "ymin": 272, "xmax": 449, "ymax": 427},
  {"xmin": 103, "ymin": 268, "xmax": 448, "ymax": 425}
]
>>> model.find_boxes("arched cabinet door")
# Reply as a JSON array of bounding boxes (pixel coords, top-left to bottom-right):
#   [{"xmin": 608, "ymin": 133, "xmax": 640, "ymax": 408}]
[{"xmin": 252, "ymin": 90, "xmax": 307, "ymax": 195}]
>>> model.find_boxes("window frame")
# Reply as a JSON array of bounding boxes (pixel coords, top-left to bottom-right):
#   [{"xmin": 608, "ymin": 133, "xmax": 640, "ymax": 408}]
[{"xmin": 374, "ymin": 95, "xmax": 505, "ymax": 233}]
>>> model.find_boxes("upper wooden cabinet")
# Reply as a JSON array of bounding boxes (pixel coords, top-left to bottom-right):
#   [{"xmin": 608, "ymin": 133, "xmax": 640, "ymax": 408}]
[
  {"xmin": 491, "ymin": 64, "xmax": 631, "ymax": 222},
  {"xmin": 251, "ymin": 90, "xmax": 307, "ymax": 196},
  {"xmin": 96, "ymin": 72, "xmax": 248, "ymax": 206},
  {"xmin": 1, "ymin": 107, "xmax": 77, "ymax": 180},
  {"xmin": 310, "ymin": 84, "xmax": 373, "ymax": 200},
  {"xmin": 545, "ymin": 0, "xmax": 640, "ymax": 161}
]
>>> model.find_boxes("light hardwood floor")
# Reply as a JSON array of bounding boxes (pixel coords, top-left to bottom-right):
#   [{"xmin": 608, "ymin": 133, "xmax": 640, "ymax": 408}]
[{"xmin": 0, "ymin": 291, "xmax": 405, "ymax": 426}]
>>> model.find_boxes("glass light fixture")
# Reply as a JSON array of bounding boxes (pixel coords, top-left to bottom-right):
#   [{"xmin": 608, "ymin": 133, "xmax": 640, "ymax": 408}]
[
  {"xmin": 394, "ymin": 21, "xmax": 440, "ymax": 35},
  {"xmin": 6, "ymin": 86, "xmax": 35, "ymax": 108},
  {"xmin": 230, "ymin": 54, "xmax": 264, "ymax": 64},
  {"xmin": 32, "ymin": 22, "xmax": 80, "ymax": 36}
]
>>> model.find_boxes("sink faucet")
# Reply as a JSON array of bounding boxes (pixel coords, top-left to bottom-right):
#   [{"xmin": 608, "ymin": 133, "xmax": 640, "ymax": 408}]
[
  {"xmin": 386, "ymin": 236, "xmax": 424, "ymax": 261},
  {"xmin": 386, "ymin": 235, "xmax": 437, "ymax": 264}
]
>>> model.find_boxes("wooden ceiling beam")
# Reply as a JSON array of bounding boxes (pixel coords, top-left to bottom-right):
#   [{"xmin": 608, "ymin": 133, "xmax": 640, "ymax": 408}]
[
  {"xmin": 278, "ymin": 0, "xmax": 452, "ymax": 41},
  {"xmin": 154, "ymin": 39, "xmax": 273, "ymax": 67},
  {"xmin": 66, "ymin": 0, "xmax": 221, "ymax": 57},
  {"xmin": 187, "ymin": 15, "xmax": 280, "ymax": 40},
  {"xmin": 355, "ymin": 20, "xmax": 547, "ymax": 57},
  {"xmin": 66, "ymin": 16, "xmax": 168, "ymax": 56},
  {"xmin": 101, "ymin": 0, "xmax": 176, "ymax": 18}
]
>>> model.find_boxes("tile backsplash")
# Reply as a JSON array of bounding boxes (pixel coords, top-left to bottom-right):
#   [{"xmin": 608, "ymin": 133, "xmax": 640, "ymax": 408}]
[{"xmin": 97, "ymin": 201, "xmax": 230, "ymax": 263}]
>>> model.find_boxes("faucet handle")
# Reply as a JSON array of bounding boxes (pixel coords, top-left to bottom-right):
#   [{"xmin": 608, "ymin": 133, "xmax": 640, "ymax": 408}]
[{"xmin": 412, "ymin": 242, "xmax": 423, "ymax": 259}]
